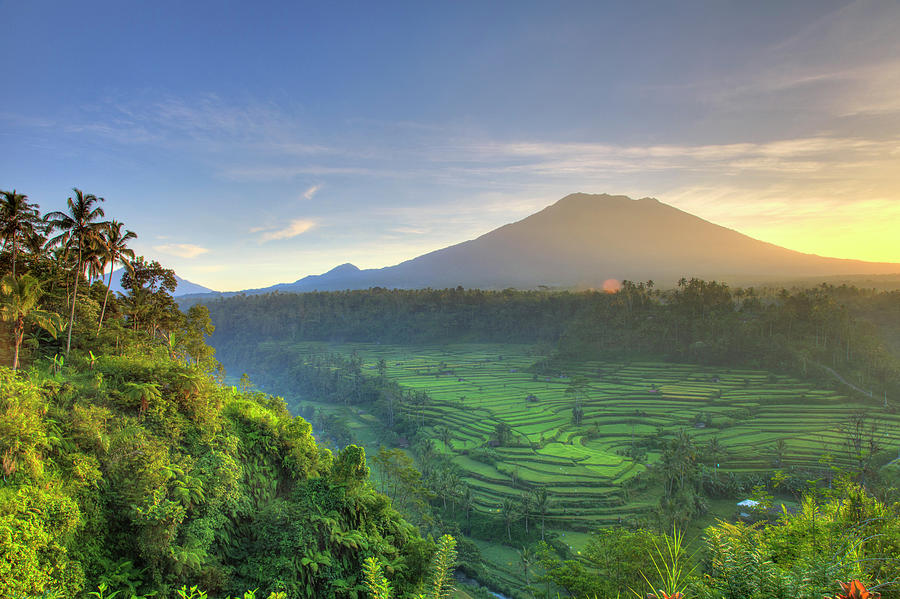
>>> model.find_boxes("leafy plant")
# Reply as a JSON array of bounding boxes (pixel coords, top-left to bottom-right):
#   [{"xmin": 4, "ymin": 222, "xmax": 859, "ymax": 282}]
[
  {"xmin": 363, "ymin": 557, "xmax": 393, "ymax": 599},
  {"xmin": 175, "ymin": 586, "xmax": 207, "ymax": 599},
  {"xmin": 0, "ymin": 274, "xmax": 61, "ymax": 370},
  {"xmin": 636, "ymin": 528, "xmax": 695, "ymax": 599},
  {"xmin": 418, "ymin": 534, "xmax": 458, "ymax": 599},
  {"xmin": 87, "ymin": 583, "xmax": 122, "ymax": 599}
]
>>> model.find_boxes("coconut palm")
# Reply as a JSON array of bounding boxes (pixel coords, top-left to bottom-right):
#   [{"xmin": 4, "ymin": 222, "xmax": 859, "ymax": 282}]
[
  {"xmin": 532, "ymin": 487, "xmax": 550, "ymax": 541},
  {"xmin": 437, "ymin": 426, "xmax": 453, "ymax": 450},
  {"xmin": 0, "ymin": 190, "xmax": 41, "ymax": 278},
  {"xmin": 500, "ymin": 497, "xmax": 519, "ymax": 543},
  {"xmin": 44, "ymin": 188, "xmax": 106, "ymax": 355},
  {"xmin": 97, "ymin": 220, "xmax": 137, "ymax": 331},
  {"xmin": 460, "ymin": 485, "xmax": 475, "ymax": 534},
  {"xmin": 519, "ymin": 546, "xmax": 535, "ymax": 592},
  {"xmin": 521, "ymin": 491, "xmax": 532, "ymax": 534},
  {"xmin": 21, "ymin": 228, "xmax": 48, "ymax": 266},
  {"xmin": 83, "ymin": 237, "xmax": 105, "ymax": 284},
  {"xmin": 0, "ymin": 274, "xmax": 61, "ymax": 370}
]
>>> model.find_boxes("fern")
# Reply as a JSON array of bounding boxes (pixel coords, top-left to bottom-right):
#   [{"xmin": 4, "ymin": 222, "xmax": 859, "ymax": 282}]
[
  {"xmin": 362, "ymin": 557, "xmax": 392, "ymax": 599},
  {"xmin": 421, "ymin": 534, "xmax": 457, "ymax": 599}
]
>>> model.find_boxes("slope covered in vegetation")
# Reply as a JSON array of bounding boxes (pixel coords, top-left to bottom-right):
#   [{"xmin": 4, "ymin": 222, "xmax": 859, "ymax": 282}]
[{"xmin": 0, "ymin": 188, "xmax": 432, "ymax": 598}]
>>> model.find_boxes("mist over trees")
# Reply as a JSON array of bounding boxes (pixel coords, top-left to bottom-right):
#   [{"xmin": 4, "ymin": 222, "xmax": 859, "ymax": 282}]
[{"xmin": 201, "ymin": 281, "xmax": 900, "ymax": 403}]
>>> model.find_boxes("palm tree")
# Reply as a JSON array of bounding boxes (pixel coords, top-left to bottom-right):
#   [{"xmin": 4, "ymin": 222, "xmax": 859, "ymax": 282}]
[
  {"xmin": 44, "ymin": 188, "xmax": 106, "ymax": 356},
  {"xmin": 82, "ymin": 237, "xmax": 105, "ymax": 285},
  {"xmin": 0, "ymin": 190, "xmax": 41, "ymax": 278},
  {"xmin": 521, "ymin": 491, "xmax": 532, "ymax": 534},
  {"xmin": 532, "ymin": 487, "xmax": 550, "ymax": 541},
  {"xmin": 438, "ymin": 426, "xmax": 453, "ymax": 450},
  {"xmin": 97, "ymin": 221, "xmax": 137, "ymax": 331},
  {"xmin": 460, "ymin": 486, "xmax": 475, "ymax": 534},
  {"xmin": 0, "ymin": 274, "xmax": 61, "ymax": 370},
  {"xmin": 773, "ymin": 438, "xmax": 787, "ymax": 467},
  {"xmin": 21, "ymin": 228, "xmax": 48, "ymax": 268},
  {"xmin": 519, "ymin": 546, "xmax": 535, "ymax": 593},
  {"xmin": 500, "ymin": 497, "xmax": 519, "ymax": 543}
]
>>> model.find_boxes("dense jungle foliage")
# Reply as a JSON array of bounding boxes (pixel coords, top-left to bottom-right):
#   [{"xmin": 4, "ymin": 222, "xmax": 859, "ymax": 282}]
[{"xmin": 0, "ymin": 188, "xmax": 434, "ymax": 598}]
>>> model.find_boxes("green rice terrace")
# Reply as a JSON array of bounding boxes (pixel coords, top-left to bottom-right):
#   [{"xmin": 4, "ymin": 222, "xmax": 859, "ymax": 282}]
[{"xmin": 259, "ymin": 342, "xmax": 900, "ymax": 534}]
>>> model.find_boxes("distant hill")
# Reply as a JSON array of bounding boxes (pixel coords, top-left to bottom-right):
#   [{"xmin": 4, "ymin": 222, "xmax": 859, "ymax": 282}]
[
  {"xmin": 200, "ymin": 193, "xmax": 900, "ymax": 296},
  {"xmin": 107, "ymin": 267, "xmax": 215, "ymax": 297},
  {"xmin": 241, "ymin": 263, "xmax": 362, "ymax": 294}
]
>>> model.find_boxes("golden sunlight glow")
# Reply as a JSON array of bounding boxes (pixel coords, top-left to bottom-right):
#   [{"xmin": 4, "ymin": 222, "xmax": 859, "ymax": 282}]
[
  {"xmin": 739, "ymin": 210, "xmax": 900, "ymax": 264},
  {"xmin": 602, "ymin": 278, "xmax": 622, "ymax": 293}
]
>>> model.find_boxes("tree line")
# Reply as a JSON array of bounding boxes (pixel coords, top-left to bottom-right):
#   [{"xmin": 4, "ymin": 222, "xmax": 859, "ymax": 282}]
[
  {"xmin": 202, "ymin": 279, "xmax": 900, "ymax": 409},
  {"xmin": 1, "ymin": 187, "xmax": 214, "ymax": 373}
]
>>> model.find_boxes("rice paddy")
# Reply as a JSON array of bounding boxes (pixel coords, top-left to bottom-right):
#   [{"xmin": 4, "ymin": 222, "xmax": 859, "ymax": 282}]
[{"xmin": 282, "ymin": 342, "xmax": 900, "ymax": 531}]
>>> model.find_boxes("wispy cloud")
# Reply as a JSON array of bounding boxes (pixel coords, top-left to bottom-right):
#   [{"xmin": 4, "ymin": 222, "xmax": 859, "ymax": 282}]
[
  {"xmin": 441, "ymin": 135, "xmax": 900, "ymax": 180},
  {"xmin": 390, "ymin": 225, "xmax": 429, "ymax": 235},
  {"xmin": 259, "ymin": 219, "xmax": 317, "ymax": 242},
  {"xmin": 187, "ymin": 264, "xmax": 227, "ymax": 273},
  {"xmin": 7, "ymin": 94, "xmax": 337, "ymax": 160},
  {"xmin": 223, "ymin": 164, "xmax": 405, "ymax": 181},
  {"xmin": 153, "ymin": 243, "xmax": 210, "ymax": 258},
  {"xmin": 302, "ymin": 184, "xmax": 322, "ymax": 200},
  {"xmin": 692, "ymin": 1, "xmax": 900, "ymax": 121}
]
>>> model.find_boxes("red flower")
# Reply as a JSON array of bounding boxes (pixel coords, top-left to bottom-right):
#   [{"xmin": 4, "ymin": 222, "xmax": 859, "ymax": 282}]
[{"xmin": 828, "ymin": 580, "xmax": 880, "ymax": 599}]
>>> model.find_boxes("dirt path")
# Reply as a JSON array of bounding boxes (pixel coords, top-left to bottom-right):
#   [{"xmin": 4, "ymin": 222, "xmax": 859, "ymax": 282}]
[{"xmin": 807, "ymin": 358, "xmax": 874, "ymax": 398}]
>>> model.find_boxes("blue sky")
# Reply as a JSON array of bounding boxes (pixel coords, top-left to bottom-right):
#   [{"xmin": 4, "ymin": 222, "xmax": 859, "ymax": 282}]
[{"xmin": 3, "ymin": 0, "xmax": 899, "ymax": 290}]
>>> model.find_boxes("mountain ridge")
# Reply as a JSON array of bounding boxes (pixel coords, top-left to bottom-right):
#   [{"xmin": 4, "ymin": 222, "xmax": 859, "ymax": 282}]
[
  {"xmin": 106, "ymin": 267, "xmax": 216, "ymax": 297},
  {"xmin": 189, "ymin": 193, "xmax": 900, "ymax": 297}
]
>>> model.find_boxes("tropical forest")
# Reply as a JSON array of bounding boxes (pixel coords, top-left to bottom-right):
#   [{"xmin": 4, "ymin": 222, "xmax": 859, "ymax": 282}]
[{"xmin": 4, "ymin": 2, "xmax": 900, "ymax": 599}]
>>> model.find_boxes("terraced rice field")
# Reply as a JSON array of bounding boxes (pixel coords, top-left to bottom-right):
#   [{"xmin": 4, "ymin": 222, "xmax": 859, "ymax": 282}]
[{"xmin": 283, "ymin": 342, "xmax": 900, "ymax": 531}]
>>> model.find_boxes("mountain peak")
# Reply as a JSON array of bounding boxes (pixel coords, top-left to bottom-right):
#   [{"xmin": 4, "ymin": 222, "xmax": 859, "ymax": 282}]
[
  {"xmin": 548, "ymin": 192, "xmax": 665, "ymax": 213},
  {"xmin": 325, "ymin": 263, "xmax": 360, "ymax": 275},
  {"xmin": 239, "ymin": 192, "xmax": 900, "ymax": 295}
]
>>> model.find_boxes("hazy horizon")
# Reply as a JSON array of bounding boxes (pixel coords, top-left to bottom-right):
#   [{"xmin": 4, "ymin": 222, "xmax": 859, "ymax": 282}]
[{"xmin": 3, "ymin": 1, "xmax": 900, "ymax": 289}]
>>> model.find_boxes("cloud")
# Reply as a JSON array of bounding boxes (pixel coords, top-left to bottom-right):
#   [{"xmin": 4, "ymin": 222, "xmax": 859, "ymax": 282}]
[
  {"xmin": 443, "ymin": 135, "xmax": 899, "ymax": 181},
  {"xmin": 259, "ymin": 219, "xmax": 317, "ymax": 242},
  {"xmin": 153, "ymin": 243, "xmax": 210, "ymax": 258},
  {"xmin": 187, "ymin": 264, "xmax": 227, "ymax": 273},
  {"xmin": 390, "ymin": 226, "xmax": 429, "ymax": 235},
  {"xmin": 9, "ymin": 93, "xmax": 338, "ymax": 159},
  {"xmin": 694, "ymin": 1, "xmax": 900, "ymax": 121},
  {"xmin": 223, "ymin": 164, "xmax": 401, "ymax": 181},
  {"xmin": 303, "ymin": 184, "xmax": 322, "ymax": 200}
]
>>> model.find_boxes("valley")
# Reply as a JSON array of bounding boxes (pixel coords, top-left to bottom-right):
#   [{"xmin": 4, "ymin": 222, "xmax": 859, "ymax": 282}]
[{"xmin": 226, "ymin": 340, "xmax": 900, "ymax": 595}]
